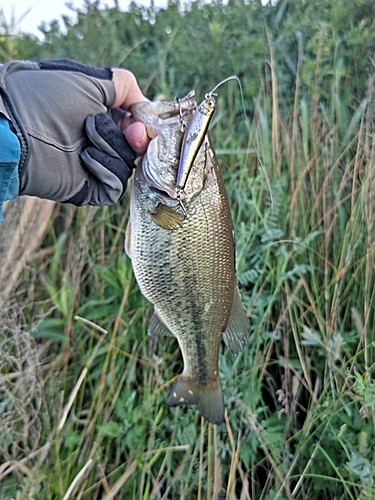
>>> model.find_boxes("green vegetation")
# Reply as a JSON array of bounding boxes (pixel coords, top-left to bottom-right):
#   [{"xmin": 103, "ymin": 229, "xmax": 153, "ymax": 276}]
[{"xmin": 1, "ymin": 0, "xmax": 375, "ymax": 498}]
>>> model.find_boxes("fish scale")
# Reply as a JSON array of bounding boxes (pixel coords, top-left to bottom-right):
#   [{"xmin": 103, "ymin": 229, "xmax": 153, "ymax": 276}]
[{"xmin": 126, "ymin": 97, "xmax": 250, "ymax": 425}]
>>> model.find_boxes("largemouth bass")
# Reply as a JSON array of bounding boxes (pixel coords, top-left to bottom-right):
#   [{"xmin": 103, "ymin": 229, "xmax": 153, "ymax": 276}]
[{"xmin": 126, "ymin": 93, "xmax": 250, "ymax": 425}]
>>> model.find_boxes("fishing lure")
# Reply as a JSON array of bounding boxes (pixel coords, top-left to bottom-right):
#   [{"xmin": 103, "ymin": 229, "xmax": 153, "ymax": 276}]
[{"xmin": 176, "ymin": 75, "xmax": 244, "ymax": 192}]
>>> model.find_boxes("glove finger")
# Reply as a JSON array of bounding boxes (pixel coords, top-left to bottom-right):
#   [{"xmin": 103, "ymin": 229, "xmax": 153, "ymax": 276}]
[
  {"xmin": 85, "ymin": 113, "xmax": 136, "ymax": 165},
  {"xmin": 82, "ymin": 147, "xmax": 133, "ymax": 187},
  {"xmin": 81, "ymin": 147, "xmax": 132, "ymax": 205}
]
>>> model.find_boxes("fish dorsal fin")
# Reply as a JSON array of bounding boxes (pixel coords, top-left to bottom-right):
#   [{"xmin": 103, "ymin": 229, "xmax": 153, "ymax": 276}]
[
  {"xmin": 149, "ymin": 204, "xmax": 183, "ymax": 230},
  {"xmin": 125, "ymin": 220, "xmax": 132, "ymax": 259},
  {"xmin": 148, "ymin": 309, "xmax": 174, "ymax": 337},
  {"xmin": 223, "ymin": 285, "xmax": 250, "ymax": 356}
]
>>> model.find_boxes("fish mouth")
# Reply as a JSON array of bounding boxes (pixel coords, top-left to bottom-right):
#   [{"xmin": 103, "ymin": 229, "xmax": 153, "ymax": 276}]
[
  {"xmin": 141, "ymin": 155, "xmax": 178, "ymax": 201},
  {"xmin": 130, "ymin": 91, "xmax": 197, "ymax": 138},
  {"xmin": 138, "ymin": 132, "xmax": 179, "ymax": 200},
  {"xmin": 149, "ymin": 185, "xmax": 177, "ymax": 200}
]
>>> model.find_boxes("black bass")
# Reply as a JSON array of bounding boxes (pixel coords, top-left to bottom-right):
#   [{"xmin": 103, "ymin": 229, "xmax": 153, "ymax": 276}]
[{"xmin": 126, "ymin": 93, "xmax": 250, "ymax": 425}]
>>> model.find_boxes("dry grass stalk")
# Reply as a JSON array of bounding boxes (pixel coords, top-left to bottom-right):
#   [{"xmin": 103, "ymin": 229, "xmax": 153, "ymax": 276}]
[{"xmin": 1, "ymin": 196, "xmax": 55, "ymax": 298}]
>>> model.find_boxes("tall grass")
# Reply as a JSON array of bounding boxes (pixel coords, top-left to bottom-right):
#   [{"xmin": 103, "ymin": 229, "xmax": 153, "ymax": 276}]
[{"xmin": 1, "ymin": 29, "xmax": 375, "ymax": 500}]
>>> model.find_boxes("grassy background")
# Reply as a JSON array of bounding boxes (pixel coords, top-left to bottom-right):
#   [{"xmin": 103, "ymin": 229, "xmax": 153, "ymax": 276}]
[{"xmin": 1, "ymin": 0, "xmax": 375, "ymax": 498}]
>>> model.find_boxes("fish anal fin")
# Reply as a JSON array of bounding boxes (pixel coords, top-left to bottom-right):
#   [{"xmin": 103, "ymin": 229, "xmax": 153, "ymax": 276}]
[
  {"xmin": 148, "ymin": 309, "xmax": 174, "ymax": 337},
  {"xmin": 149, "ymin": 203, "xmax": 183, "ymax": 230},
  {"xmin": 125, "ymin": 220, "xmax": 132, "ymax": 259},
  {"xmin": 166, "ymin": 375, "xmax": 225, "ymax": 426},
  {"xmin": 223, "ymin": 284, "xmax": 250, "ymax": 356}
]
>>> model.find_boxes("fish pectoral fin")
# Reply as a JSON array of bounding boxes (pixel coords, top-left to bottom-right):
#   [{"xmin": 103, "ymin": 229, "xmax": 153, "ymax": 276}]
[
  {"xmin": 149, "ymin": 204, "xmax": 183, "ymax": 230},
  {"xmin": 166, "ymin": 375, "xmax": 225, "ymax": 426},
  {"xmin": 148, "ymin": 309, "xmax": 174, "ymax": 337},
  {"xmin": 223, "ymin": 284, "xmax": 250, "ymax": 356},
  {"xmin": 125, "ymin": 220, "xmax": 132, "ymax": 259}
]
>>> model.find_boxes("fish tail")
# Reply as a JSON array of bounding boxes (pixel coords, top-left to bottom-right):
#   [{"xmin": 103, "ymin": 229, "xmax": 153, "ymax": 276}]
[{"xmin": 166, "ymin": 375, "xmax": 225, "ymax": 426}]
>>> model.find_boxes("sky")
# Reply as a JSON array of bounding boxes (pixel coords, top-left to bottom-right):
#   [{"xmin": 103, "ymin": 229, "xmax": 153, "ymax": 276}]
[{"xmin": 3, "ymin": 0, "xmax": 167, "ymax": 38}]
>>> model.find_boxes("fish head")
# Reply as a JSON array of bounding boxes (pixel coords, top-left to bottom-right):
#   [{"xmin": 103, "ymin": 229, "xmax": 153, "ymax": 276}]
[{"xmin": 131, "ymin": 92, "xmax": 208, "ymax": 204}]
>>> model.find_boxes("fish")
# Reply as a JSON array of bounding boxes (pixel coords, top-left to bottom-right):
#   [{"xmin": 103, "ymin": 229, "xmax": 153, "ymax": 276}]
[{"xmin": 125, "ymin": 92, "xmax": 250, "ymax": 425}]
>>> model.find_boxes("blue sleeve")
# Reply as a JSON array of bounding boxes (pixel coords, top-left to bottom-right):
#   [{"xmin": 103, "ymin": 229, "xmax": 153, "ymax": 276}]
[{"xmin": 0, "ymin": 115, "xmax": 21, "ymax": 223}]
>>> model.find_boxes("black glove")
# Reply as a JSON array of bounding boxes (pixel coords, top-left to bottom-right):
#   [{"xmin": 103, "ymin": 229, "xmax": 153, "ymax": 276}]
[{"xmin": 68, "ymin": 113, "xmax": 136, "ymax": 206}]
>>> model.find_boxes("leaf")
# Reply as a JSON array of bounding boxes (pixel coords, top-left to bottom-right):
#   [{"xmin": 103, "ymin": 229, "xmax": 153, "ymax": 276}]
[
  {"xmin": 97, "ymin": 421, "xmax": 124, "ymax": 439},
  {"xmin": 32, "ymin": 318, "xmax": 68, "ymax": 344},
  {"xmin": 301, "ymin": 326, "xmax": 322, "ymax": 347},
  {"xmin": 94, "ymin": 264, "xmax": 123, "ymax": 296},
  {"xmin": 346, "ymin": 452, "xmax": 374, "ymax": 485}
]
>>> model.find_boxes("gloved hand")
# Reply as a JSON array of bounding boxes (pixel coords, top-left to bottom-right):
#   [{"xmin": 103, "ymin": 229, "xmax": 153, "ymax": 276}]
[
  {"xmin": 71, "ymin": 113, "xmax": 136, "ymax": 206},
  {"xmin": 0, "ymin": 59, "xmax": 149, "ymax": 207}
]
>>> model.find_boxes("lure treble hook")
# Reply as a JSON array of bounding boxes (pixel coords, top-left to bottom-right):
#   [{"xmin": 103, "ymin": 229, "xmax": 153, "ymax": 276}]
[{"xmin": 176, "ymin": 190, "xmax": 197, "ymax": 218}]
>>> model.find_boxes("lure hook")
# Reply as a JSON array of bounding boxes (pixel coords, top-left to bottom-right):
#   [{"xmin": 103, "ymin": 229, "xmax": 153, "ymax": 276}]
[{"xmin": 176, "ymin": 190, "xmax": 196, "ymax": 218}]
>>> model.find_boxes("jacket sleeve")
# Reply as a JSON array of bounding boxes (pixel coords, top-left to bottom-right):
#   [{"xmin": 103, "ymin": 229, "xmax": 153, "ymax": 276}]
[{"xmin": 0, "ymin": 60, "xmax": 117, "ymax": 203}]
